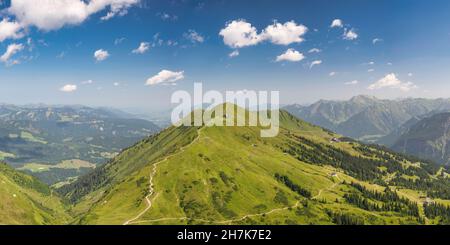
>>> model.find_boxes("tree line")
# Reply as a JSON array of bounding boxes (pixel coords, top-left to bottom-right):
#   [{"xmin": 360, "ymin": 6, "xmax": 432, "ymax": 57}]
[
  {"xmin": 274, "ymin": 173, "xmax": 311, "ymax": 198},
  {"xmin": 344, "ymin": 182, "xmax": 420, "ymax": 218}
]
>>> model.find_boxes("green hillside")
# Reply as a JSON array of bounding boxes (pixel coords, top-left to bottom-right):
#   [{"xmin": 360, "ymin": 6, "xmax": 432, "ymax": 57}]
[
  {"xmin": 58, "ymin": 106, "xmax": 450, "ymax": 225},
  {"xmin": 0, "ymin": 162, "xmax": 70, "ymax": 224}
]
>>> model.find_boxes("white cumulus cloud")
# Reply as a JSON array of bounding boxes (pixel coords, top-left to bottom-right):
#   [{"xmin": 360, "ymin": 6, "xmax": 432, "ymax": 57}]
[
  {"xmin": 343, "ymin": 29, "xmax": 358, "ymax": 40},
  {"xmin": 7, "ymin": 0, "xmax": 140, "ymax": 31},
  {"xmin": 276, "ymin": 48, "xmax": 305, "ymax": 62},
  {"xmin": 261, "ymin": 20, "xmax": 308, "ymax": 45},
  {"xmin": 219, "ymin": 19, "xmax": 307, "ymax": 48},
  {"xmin": 94, "ymin": 49, "xmax": 109, "ymax": 61},
  {"xmin": 219, "ymin": 20, "xmax": 263, "ymax": 48},
  {"xmin": 146, "ymin": 70, "xmax": 184, "ymax": 85},
  {"xmin": 0, "ymin": 18, "xmax": 24, "ymax": 42},
  {"xmin": 60, "ymin": 84, "xmax": 77, "ymax": 92},
  {"xmin": 330, "ymin": 19, "xmax": 343, "ymax": 28},
  {"xmin": 132, "ymin": 42, "xmax": 150, "ymax": 54},
  {"xmin": 368, "ymin": 73, "xmax": 417, "ymax": 92}
]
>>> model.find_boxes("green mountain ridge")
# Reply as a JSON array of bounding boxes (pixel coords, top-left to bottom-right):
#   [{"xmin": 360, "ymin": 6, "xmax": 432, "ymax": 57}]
[
  {"xmin": 3, "ymin": 106, "xmax": 450, "ymax": 225},
  {"xmin": 56, "ymin": 106, "xmax": 450, "ymax": 225}
]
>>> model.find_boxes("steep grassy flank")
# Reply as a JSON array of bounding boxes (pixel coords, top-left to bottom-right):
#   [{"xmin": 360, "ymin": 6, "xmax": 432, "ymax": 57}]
[
  {"xmin": 59, "ymin": 125, "xmax": 199, "ymax": 218},
  {"xmin": 0, "ymin": 163, "xmax": 70, "ymax": 224},
  {"xmin": 63, "ymin": 106, "xmax": 450, "ymax": 225}
]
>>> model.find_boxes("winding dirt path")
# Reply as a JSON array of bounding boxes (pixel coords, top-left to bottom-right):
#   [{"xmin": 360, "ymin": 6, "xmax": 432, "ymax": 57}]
[
  {"xmin": 313, "ymin": 175, "xmax": 340, "ymax": 200},
  {"xmin": 123, "ymin": 127, "xmax": 203, "ymax": 225}
]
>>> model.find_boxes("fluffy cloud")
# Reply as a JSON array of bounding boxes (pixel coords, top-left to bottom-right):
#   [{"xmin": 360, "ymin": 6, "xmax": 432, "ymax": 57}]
[
  {"xmin": 343, "ymin": 29, "xmax": 358, "ymax": 40},
  {"xmin": 184, "ymin": 30, "xmax": 204, "ymax": 44},
  {"xmin": 330, "ymin": 19, "xmax": 343, "ymax": 28},
  {"xmin": 276, "ymin": 48, "xmax": 305, "ymax": 62},
  {"xmin": 132, "ymin": 42, "xmax": 150, "ymax": 54},
  {"xmin": 60, "ymin": 84, "xmax": 77, "ymax": 92},
  {"xmin": 219, "ymin": 20, "xmax": 263, "ymax": 48},
  {"xmin": 100, "ymin": 0, "xmax": 139, "ymax": 21},
  {"xmin": 261, "ymin": 21, "xmax": 308, "ymax": 45},
  {"xmin": 219, "ymin": 19, "xmax": 307, "ymax": 48},
  {"xmin": 310, "ymin": 60, "xmax": 322, "ymax": 69},
  {"xmin": 368, "ymin": 73, "xmax": 418, "ymax": 92},
  {"xmin": 345, "ymin": 80, "xmax": 359, "ymax": 85},
  {"xmin": 7, "ymin": 0, "xmax": 139, "ymax": 31},
  {"xmin": 229, "ymin": 50, "xmax": 239, "ymax": 58},
  {"xmin": 0, "ymin": 19, "xmax": 24, "ymax": 42},
  {"xmin": 146, "ymin": 70, "xmax": 184, "ymax": 85},
  {"xmin": 329, "ymin": 71, "xmax": 336, "ymax": 76},
  {"xmin": 0, "ymin": 43, "xmax": 24, "ymax": 64},
  {"xmin": 94, "ymin": 49, "xmax": 109, "ymax": 61}
]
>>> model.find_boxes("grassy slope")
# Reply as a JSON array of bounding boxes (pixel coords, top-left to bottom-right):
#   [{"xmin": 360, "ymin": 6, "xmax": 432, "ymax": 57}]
[
  {"xmin": 0, "ymin": 163, "xmax": 70, "ymax": 224},
  {"xmin": 71, "ymin": 109, "xmax": 442, "ymax": 225},
  {"xmin": 66, "ymin": 125, "xmax": 199, "ymax": 222}
]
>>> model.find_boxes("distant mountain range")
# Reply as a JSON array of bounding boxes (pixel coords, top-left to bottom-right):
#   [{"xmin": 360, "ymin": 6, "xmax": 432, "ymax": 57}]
[
  {"xmin": 0, "ymin": 104, "xmax": 159, "ymax": 185},
  {"xmin": 284, "ymin": 96, "xmax": 450, "ymax": 165},
  {"xmin": 391, "ymin": 112, "xmax": 450, "ymax": 165},
  {"xmin": 284, "ymin": 95, "xmax": 450, "ymax": 143}
]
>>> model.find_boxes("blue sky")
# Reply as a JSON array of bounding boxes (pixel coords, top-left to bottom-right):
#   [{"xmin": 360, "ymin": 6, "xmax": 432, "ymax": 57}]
[{"xmin": 1, "ymin": 0, "xmax": 450, "ymax": 110}]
